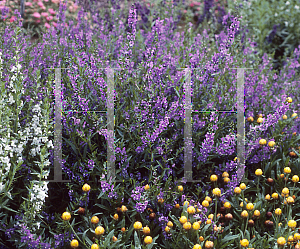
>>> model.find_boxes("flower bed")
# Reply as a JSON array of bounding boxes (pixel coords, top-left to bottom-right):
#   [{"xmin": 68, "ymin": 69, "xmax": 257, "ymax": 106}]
[{"xmin": 0, "ymin": 0, "xmax": 300, "ymax": 248}]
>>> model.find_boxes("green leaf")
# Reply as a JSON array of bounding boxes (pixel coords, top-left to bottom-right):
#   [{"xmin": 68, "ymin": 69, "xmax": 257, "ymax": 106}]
[
  {"xmin": 62, "ymin": 137, "xmax": 78, "ymax": 156},
  {"xmin": 94, "ymin": 203, "xmax": 111, "ymax": 212},
  {"xmin": 134, "ymin": 231, "xmax": 142, "ymax": 249},
  {"xmin": 222, "ymin": 233, "xmax": 240, "ymax": 243},
  {"xmin": 103, "ymin": 229, "xmax": 115, "ymax": 247}
]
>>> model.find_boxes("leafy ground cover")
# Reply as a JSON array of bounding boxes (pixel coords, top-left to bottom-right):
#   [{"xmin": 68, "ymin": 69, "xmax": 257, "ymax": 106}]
[{"xmin": 0, "ymin": 0, "xmax": 300, "ymax": 248}]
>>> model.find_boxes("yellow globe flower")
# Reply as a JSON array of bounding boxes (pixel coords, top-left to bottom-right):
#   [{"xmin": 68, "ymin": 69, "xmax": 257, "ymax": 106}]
[
  {"xmin": 257, "ymin": 117, "xmax": 263, "ymax": 123},
  {"xmin": 284, "ymin": 167, "xmax": 291, "ymax": 174},
  {"xmin": 112, "ymin": 236, "xmax": 118, "ymax": 242},
  {"xmin": 259, "ymin": 139, "xmax": 267, "ymax": 145},
  {"xmin": 192, "ymin": 222, "xmax": 200, "ymax": 230},
  {"xmin": 193, "ymin": 244, "xmax": 202, "ymax": 249},
  {"xmin": 292, "ymin": 175, "xmax": 299, "ymax": 183},
  {"xmin": 240, "ymin": 239, "xmax": 249, "ymax": 247},
  {"xmin": 224, "ymin": 202, "xmax": 231, "ymax": 209},
  {"xmin": 212, "ymin": 188, "xmax": 221, "ymax": 197},
  {"xmin": 143, "ymin": 226, "xmax": 150, "ymax": 235},
  {"xmin": 292, "ymin": 113, "xmax": 298, "ymax": 118},
  {"xmin": 158, "ymin": 198, "xmax": 164, "ymax": 204},
  {"xmin": 241, "ymin": 210, "xmax": 248, "ymax": 218},
  {"xmin": 204, "ymin": 241, "xmax": 214, "ymax": 248},
  {"xmin": 113, "ymin": 214, "xmax": 119, "ymax": 220},
  {"xmin": 178, "ymin": 185, "xmax": 184, "ymax": 192},
  {"xmin": 199, "ymin": 236, "xmax": 204, "ymax": 242},
  {"xmin": 286, "ymin": 97, "xmax": 292, "ymax": 103},
  {"xmin": 288, "ymin": 236, "xmax": 294, "ymax": 242},
  {"xmin": 179, "ymin": 216, "xmax": 188, "ymax": 224},
  {"xmin": 277, "ymin": 237, "xmax": 286, "ymax": 246},
  {"xmin": 208, "ymin": 214, "xmax": 214, "ymax": 219},
  {"xmin": 275, "ymin": 208, "xmax": 282, "ymax": 215},
  {"xmin": 254, "ymin": 210, "xmax": 260, "ymax": 217},
  {"xmin": 202, "ymin": 200, "xmax": 209, "ymax": 207},
  {"xmin": 294, "ymin": 233, "xmax": 300, "ymax": 240},
  {"xmin": 91, "ymin": 244, "xmax": 99, "ymax": 249},
  {"xmin": 240, "ymin": 202, "xmax": 244, "ymax": 207},
  {"xmin": 165, "ymin": 226, "xmax": 170, "ymax": 233},
  {"xmin": 183, "ymin": 222, "xmax": 192, "ymax": 230},
  {"xmin": 283, "ymin": 115, "xmax": 288, "ymax": 119},
  {"xmin": 121, "ymin": 205, "xmax": 128, "ymax": 212},
  {"xmin": 167, "ymin": 221, "xmax": 173, "ymax": 228},
  {"xmin": 144, "ymin": 184, "xmax": 150, "ymax": 190},
  {"xmin": 187, "ymin": 206, "xmax": 196, "ymax": 215},
  {"xmin": 82, "ymin": 183, "xmax": 91, "ymax": 192},
  {"xmin": 210, "ymin": 174, "xmax": 218, "ymax": 182},
  {"xmin": 70, "ymin": 239, "xmax": 79, "ymax": 248},
  {"xmin": 61, "ymin": 212, "xmax": 71, "ymax": 221},
  {"xmin": 246, "ymin": 203, "xmax": 254, "ymax": 211},
  {"xmin": 272, "ymin": 193, "xmax": 279, "ymax": 199},
  {"xmin": 222, "ymin": 171, "xmax": 229, "ymax": 178},
  {"xmin": 247, "ymin": 116, "xmax": 254, "ymax": 122},
  {"xmin": 133, "ymin": 221, "xmax": 142, "ymax": 230},
  {"xmin": 288, "ymin": 220, "xmax": 297, "ymax": 228},
  {"xmin": 144, "ymin": 236, "xmax": 153, "ymax": 244},
  {"xmin": 255, "ymin": 169, "xmax": 263, "ymax": 176},
  {"xmin": 205, "ymin": 196, "xmax": 212, "ymax": 203},
  {"xmin": 223, "ymin": 177, "xmax": 230, "ymax": 183},
  {"xmin": 282, "ymin": 187, "xmax": 289, "ymax": 195},
  {"xmin": 183, "ymin": 201, "xmax": 189, "ymax": 206},
  {"xmin": 95, "ymin": 226, "xmax": 105, "ymax": 235},
  {"xmin": 240, "ymin": 183, "xmax": 246, "ymax": 190},
  {"xmin": 265, "ymin": 194, "xmax": 271, "ymax": 200},
  {"xmin": 91, "ymin": 216, "xmax": 99, "ymax": 224},
  {"xmin": 268, "ymin": 141, "xmax": 276, "ymax": 147},
  {"xmin": 234, "ymin": 187, "xmax": 241, "ymax": 194},
  {"xmin": 206, "ymin": 219, "xmax": 212, "ymax": 224},
  {"xmin": 287, "ymin": 196, "xmax": 294, "ymax": 204}
]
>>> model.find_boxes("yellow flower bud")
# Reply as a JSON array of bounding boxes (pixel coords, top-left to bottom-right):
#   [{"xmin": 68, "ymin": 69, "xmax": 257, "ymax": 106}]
[{"xmin": 255, "ymin": 169, "xmax": 263, "ymax": 176}]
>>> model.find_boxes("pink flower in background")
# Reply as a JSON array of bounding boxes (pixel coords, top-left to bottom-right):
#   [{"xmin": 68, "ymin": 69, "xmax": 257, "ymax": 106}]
[
  {"xmin": 9, "ymin": 15, "xmax": 15, "ymax": 22},
  {"xmin": 45, "ymin": 22, "xmax": 50, "ymax": 29},
  {"xmin": 46, "ymin": 16, "xmax": 53, "ymax": 21},
  {"xmin": 48, "ymin": 8, "xmax": 56, "ymax": 15},
  {"xmin": 33, "ymin": 12, "xmax": 41, "ymax": 18},
  {"xmin": 25, "ymin": 2, "xmax": 33, "ymax": 6},
  {"xmin": 190, "ymin": 2, "xmax": 194, "ymax": 7},
  {"xmin": 41, "ymin": 12, "xmax": 48, "ymax": 17},
  {"xmin": 35, "ymin": 19, "xmax": 41, "ymax": 23},
  {"xmin": 37, "ymin": 2, "xmax": 46, "ymax": 9},
  {"xmin": 52, "ymin": 21, "xmax": 57, "ymax": 27},
  {"xmin": 44, "ymin": 0, "xmax": 49, "ymax": 2},
  {"xmin": 51, "ymin": 0, "xmax": 60, "ymax": 4}
]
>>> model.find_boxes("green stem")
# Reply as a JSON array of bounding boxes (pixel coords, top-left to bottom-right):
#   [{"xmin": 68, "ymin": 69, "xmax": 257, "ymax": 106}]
[
  {"xmin": 214, "ymin": 197, "xmax": 218, "ymax": 224},
  {"xmin": 68, "ymin": 220, "xmax": 88, "ymax": 249},
  {"xmin": 244, "ymin": 215, "xmax": 249, "ymax": 235},
  {"xmin": 275, "ymin": 215, "xmax": 278, "ymax": 238}
]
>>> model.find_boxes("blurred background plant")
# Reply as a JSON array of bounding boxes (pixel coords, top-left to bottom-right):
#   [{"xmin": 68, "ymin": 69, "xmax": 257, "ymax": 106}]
[{"xmin": 226, "ymin": 0, "xmax": 300, "ymax": 73}]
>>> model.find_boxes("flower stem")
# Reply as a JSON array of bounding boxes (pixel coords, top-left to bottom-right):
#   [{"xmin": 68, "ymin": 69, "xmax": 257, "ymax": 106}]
[{"xmin": 68, "ymin": 220, "xmax": 88, "ymax": 249}]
